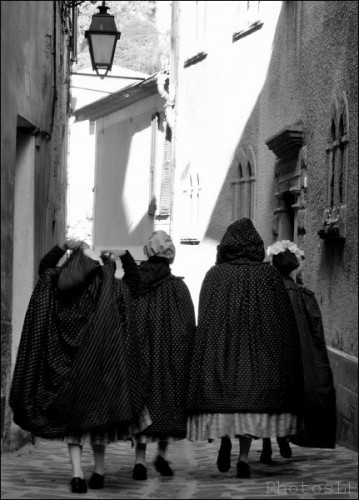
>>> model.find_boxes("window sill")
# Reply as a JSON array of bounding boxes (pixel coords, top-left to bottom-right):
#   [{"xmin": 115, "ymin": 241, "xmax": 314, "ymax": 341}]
[
  {"xmin": 232, "ymin": 21, "xmax": 263, "ymax": 42},
  {"xmin": 184, "ymin": 51, "xmax": 208, "ymax": 68},
  {"xmin": 180, "ymin": 238, "xmax": 200, "ymax": 245}
]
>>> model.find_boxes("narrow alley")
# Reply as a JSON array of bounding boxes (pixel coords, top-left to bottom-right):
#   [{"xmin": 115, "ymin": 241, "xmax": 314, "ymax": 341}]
[
  {"xmin": 1, "ymin": 438, "xmax": 358, "ymax": 499},
  {"xmin": 1, "ymin": 2, "xmax": 358, "ymax": 500}
]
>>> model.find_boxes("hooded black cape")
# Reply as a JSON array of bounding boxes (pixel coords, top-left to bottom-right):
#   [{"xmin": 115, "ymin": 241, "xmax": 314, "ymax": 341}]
[
  {"xmin": 10, "ymin": 248, "xmax": 146, "ymax": 438},
  {"xmin": 282, "ymin": 277, "xmax": 337, "ymax": 448},
  {"xmin": 129, "ymin": 256, "xmax": 196, "ymax": 439},
  {"xmin": 187, "ymin": 219, "xmax": 304, "ymax": 414}
]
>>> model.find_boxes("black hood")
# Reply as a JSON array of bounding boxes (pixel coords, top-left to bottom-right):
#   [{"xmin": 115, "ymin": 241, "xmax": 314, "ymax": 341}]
[{"xmin": 216, "ymin": 218, "xmax": 265, "ymax": 264}]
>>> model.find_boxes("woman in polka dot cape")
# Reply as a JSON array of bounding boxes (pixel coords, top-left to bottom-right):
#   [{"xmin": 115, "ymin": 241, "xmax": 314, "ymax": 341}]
[
  {"xmin": 186, "ymin": 218, "xmax": 305, "ymax": 479},
  {"xmin": 10, "ymin": 240, "xmax": 149, "ymax": 493},
  {"xmin": 262, "ymin": 241, "xmax": 336, "ymax": 458},
  {"xmin": 129, "ymin": 231, "xmax": 196, "ymax": 481}
]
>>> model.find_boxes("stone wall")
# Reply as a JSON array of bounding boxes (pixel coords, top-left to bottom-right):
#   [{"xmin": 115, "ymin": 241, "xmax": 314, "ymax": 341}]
[
  {"xmin": 172, "ymin": 1, "xmax": 358, "ymax": 448},
  {"xmin": 328, "ymin": 347, "xmax": 358, "ymax": 451},
  {"xmin": 1, "ymin": 1, "xmax": 71, "ymax": 450}
]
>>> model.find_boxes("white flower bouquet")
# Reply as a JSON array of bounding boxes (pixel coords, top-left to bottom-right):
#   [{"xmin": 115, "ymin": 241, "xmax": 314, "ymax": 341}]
[{"xmin": 266, "ymin": 240, "xmax": 305, "ymax": 266}]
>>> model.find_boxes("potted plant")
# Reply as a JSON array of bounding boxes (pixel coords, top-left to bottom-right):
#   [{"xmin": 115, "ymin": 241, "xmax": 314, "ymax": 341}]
[{"xmin": 318, "ymin": 205, "xmax": 346, "ymax": 240}]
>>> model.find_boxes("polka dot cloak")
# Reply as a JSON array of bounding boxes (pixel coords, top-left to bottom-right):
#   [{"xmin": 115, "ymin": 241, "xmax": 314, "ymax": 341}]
[
  {"xmin": 129, "ymin": 275, "xmax": 196, "ymax": 440},
  {"xmin": 187, "ymin": 219, "xmax": 304, "ymax": 416}
]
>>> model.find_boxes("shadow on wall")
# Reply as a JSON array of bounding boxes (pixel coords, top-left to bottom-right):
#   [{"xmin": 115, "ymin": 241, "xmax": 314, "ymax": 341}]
[
  {"xmin": 93, "ymin": 117, "xmax": 155, "ymax": 253},
  {"xmin": 204, "ymin": 99, "xmax": 266, "ymax": 243},
  {"xmin": 202, "ymin": 3, "xmax": 290, "ymax": 245}
]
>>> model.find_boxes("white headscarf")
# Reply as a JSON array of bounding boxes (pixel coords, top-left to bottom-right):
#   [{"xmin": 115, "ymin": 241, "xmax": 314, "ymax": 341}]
[{"xmin": 143, "ymin": 230, "xmax": 176, "ymax": 264}]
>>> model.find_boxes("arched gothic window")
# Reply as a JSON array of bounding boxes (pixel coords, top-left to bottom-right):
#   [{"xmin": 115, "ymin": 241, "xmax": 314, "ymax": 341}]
[
  {"xmin": 326, "ymin": 93, "xmax": 349, "ymax": 209},
  {"xmin": 329, "ymin": 118, "xmax": 336, "ymax": 207},
  {"xmin": 321, "ymin": 92, "xmax": 349, "ymax": 240},
  {"xmin": 181, "ymin": 168, "xmax": 201, "ymax": 244},
  {"xmin": 231, "ymin": 147, "xmax": 256, "ymax": 222}
]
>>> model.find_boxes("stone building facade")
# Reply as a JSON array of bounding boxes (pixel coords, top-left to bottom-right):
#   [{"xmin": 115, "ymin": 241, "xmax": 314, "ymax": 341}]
[
  {"xmin": 1, "ymin": 1, "xmax": 74, "ymax": 450},
  {"xmin": 170, "ymin": 1, "xmax": 358, "ymax": 449}
]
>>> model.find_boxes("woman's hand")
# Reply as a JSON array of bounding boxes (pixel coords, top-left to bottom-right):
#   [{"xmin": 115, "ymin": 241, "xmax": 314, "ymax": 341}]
[
  {"xmin": 101, "ymin": 249, "xmax": 127, "ymax": 259},
  {"xmin": 60, "ymin": 239, "xmax": 87, "ymax": 251}
]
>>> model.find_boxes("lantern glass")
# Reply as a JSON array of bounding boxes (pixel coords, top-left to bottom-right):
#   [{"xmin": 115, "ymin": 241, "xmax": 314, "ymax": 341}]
[{"xmin": 89, "ymin": 34, "xmax": 116, "ymax": 66}]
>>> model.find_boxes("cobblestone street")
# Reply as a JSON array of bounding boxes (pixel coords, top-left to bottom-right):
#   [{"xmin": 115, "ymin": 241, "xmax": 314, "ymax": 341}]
[{"xmin": 1, "ymin": 438, "xmax": 358, "ymax": 499}]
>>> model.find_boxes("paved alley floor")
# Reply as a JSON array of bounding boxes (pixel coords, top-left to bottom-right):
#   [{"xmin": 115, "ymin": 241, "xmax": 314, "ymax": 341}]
[{"xmin": 1, "ymin": 438, "xmax": 358, "ymax": 499}]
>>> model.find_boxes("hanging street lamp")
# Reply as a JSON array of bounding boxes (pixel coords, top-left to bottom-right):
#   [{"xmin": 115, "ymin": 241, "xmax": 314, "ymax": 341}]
[{"xmin": 85, "ymin": 1, "xmax": 121, "ymax": 78}]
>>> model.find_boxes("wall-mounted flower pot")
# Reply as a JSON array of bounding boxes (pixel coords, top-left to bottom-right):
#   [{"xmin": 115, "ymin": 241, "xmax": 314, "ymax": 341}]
[{"xmin": 318, "ymin": 205, "xmax": 346, "ymax": 240}]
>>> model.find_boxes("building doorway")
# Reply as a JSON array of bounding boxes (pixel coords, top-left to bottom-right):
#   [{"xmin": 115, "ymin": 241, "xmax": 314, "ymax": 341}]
[{"xmin": 277, "ymin": 190, "xmax": 295, "ymax": 242}]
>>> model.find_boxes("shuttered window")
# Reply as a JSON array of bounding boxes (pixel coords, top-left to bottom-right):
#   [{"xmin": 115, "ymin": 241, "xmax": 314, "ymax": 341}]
[
  {"xmin": 148, "ymin": 113, "xmax": 159, "ymax": 216},
  {"xmin": 159, "ymin": 125, "xmax": 172, "ymax": 216}
]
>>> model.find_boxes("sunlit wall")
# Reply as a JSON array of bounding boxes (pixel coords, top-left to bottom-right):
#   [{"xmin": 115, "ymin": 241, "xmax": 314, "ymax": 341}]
[{"xmin": 171, "ymin": 1, "xmax": 283, "ymax": 310}]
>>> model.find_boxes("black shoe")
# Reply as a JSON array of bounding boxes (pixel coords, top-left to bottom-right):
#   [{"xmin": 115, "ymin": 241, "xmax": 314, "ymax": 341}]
[
  {"xmin": 88, "ymin": 472, "xmax": 104, "ymax": 489},
  {"xmin": 217, "ymin": 436, "xmax": 232, "ymax": 472},
  {"xmin": 70, "ymin": 477, "xmax": 87, "ymax": 494},
  {"xmin": 133, "ymin": 463, "xmax": 147, "ymax": 480},
  {"xmin": 260, "ymin": 452, "xmax": 275, "ymax": 465},
  {"xmin": 277, "ymin": 438, "xmax": 292, "ymax": 458},
  {"xmin": 154, "ymin": 455, "xmax": 174, "ymax": 477},
  {"xmin": 236, "ymin": 461, "xmax": 251, "ymax": 478}
]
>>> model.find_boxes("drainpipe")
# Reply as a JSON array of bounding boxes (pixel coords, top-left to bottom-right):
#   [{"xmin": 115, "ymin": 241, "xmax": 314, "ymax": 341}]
[
  {"xmin": 170, "ymin": 0, "xmax": 180, "ymax": 106},
  {"xmin": 156, "ymin": 0, "xmax": 179, "ymax": 132},
  {"xmin": 157, "ymin": 1, "xmax": 180, "ymax": 237},
  {"xmin": 156, "ymin": 71, "xmax": 175, "ymax": 130},
  {"xmin": 170, "ymin": 1, "xmax": 180, "ymax": 238},
  {"xmin": 50, "ymin": 0, "xmax": 57, "ymax": 135},
  {"xmin": 1, "ymin": 389, "xmax": 5, "ymax": 438}
]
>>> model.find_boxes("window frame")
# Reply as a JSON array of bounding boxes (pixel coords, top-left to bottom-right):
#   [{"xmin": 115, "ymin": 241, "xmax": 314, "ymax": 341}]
[
  {"xmin": 232, "ymin": 1, "xmax": 263, "ymax": 43},
  {"xmin": 326, "ymin": 92, "xmax": 349, "ymax": 209},
  {"xmin": 182, "ymin": 1, "xmax": 208, "ymax": 68},
  {"xmin": 320, "ymin": 91, "xmax": 349, "ymax": 240},
  {"xmin": 231, "ymin": 146, "xmax": 256, "ymax": 223},
  {"xmin": 180, "ymin": 168, "xmax": 201, "ymax": 244}
]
